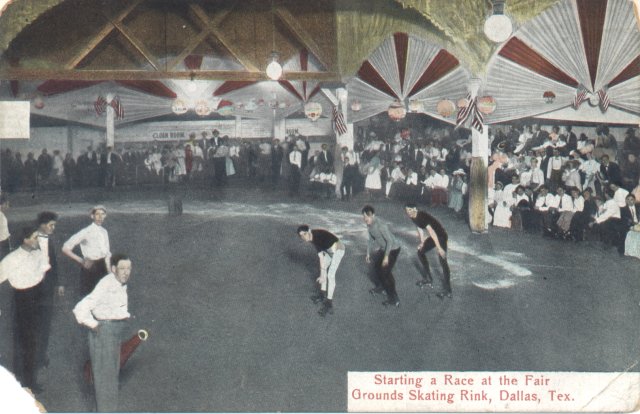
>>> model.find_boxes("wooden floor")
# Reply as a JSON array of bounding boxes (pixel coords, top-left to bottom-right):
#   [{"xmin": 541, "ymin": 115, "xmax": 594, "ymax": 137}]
[{"xmin": 0, "ymin": 186, "xmax": 638, "ymax": 412}]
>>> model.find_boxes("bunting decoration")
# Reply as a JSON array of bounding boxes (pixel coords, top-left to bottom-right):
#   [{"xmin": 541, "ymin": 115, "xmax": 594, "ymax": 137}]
[
  {"xmin": 94, "ymin": 95, "xmax": 107, "ymax": 116},
  {"xmin": 332, "ymin": 105, "xmax": 348, "ymax": 136},
  {"xmin": 455, "ymin": 93, "xmax": 484, "ymax": 133},
  {"xmin": 572, "ymin": 86, "xmax": 588, "ymax": 109},
  {"xmin": 110, "ymin": 96, "xmax": 125, "ymax": 119},
  {"xmin": 597, "ymin": 85, "xmax": 610, "ymax": 112}
]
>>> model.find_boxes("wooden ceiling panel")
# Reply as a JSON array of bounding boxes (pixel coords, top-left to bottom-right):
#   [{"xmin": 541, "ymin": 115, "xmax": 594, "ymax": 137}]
[{"xmin": 77, "ymin": 32, "xmax": 147, "ymax": 70}]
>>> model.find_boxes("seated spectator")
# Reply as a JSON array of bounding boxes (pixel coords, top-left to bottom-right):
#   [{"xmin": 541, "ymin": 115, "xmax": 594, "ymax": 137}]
[
  {"xmin": 610, "ymin": 182, "xmax": 629, "ymax": 208},
  {"xmin": 621, "ymin": 153, "xmax": 640, "ymax": 191},
  {"xmin": 562, "ymin": 160, "xmax": 582, "ymax": 192},
  {"xmin": 556, "ymin": 187, "xmax": 582, "ymax": 237},
  {"xmin": 569, "ymin": 188, "xmax": 597, "ymax": 242},
  {"xmin": 493, "ymin": 182, "xmax": 514, "ymax": 228},
  {"xmin": 511, "ymin": 185, "xmax": 532, "ymax": 231},
  {"xmin": 592, "ymin": 190, "xmax": 624, "ymax": 254},
  {"xmin": 534, "ymin": 186, "xmax": 556, "ymax": 232},
  {"xmin": 622, "ymin": 194, "xmax": 640, "ymax": 259}
]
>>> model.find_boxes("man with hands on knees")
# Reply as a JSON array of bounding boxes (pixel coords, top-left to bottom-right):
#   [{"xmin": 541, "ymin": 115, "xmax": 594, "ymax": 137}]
[
  {"xmin": 297, "ymin": 225, "xmax": 345, "ymax": 317},
  {"xmin": 73, "ymin": 253, "xmax": 132, "ymax": 413},
  {"xmin": 404, "ymin": 203, "xmax": 452, "ymax": 300}
]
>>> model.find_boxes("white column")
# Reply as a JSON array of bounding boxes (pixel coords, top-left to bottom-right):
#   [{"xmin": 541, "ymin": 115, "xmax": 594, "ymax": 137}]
[
  {"xmin": 468, "ymin": 78, "xmax": 489, "ymax": 233},
  {"xmin": 106, "ymin": 105, "xmax": 115, "ymax": 148}
]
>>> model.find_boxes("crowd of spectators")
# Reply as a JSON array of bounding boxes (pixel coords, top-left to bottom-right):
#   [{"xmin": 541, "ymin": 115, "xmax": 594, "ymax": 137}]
[{"xmin": 1, "ymin": 123, "xmax": 639, "ymax": 258}]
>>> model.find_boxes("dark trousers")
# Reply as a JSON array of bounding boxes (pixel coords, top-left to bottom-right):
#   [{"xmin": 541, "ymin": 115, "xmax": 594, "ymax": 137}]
[
  {"xmin": 341, "ymin": 166, "xmax": 356, "ymax": 199},
  {"xmin": 417, "ymin": 237, "xmax": 451, "ymax": 293},
  {"xmin": 213, "ymin": 158, "xmax": 227, "ymax": 186},
  {"xmin": 80, "ymin": 259, "xmax": 108, "ymax": 297},
  {"xmin": 289, "ymin": 166, "xmax": 300, "ymax": 195},
  {"xmin": 373, "ymin": 248, "xmax": 401, "ymax": 301},
  {"xmin": 13, "ymin": 282, "xmax": 47, "ymax": 388}
]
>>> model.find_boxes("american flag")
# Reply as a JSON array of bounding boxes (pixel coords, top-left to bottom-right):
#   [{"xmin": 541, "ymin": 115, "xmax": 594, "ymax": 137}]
[
  {"xmin": 572, "ymin": 86, "xmax": 588, "ymax": 109},
  {"xmin": 597, "ymin": 86, "xmax": 610, "ymax": 112},
  {"xmin": 470, "ymin": 105, "xmax": 484, "ymax": 133},
  {"xmin": 456, "ymin": 93, "xmax": 473, "ymax": 127},
  {"xmin": 110, "ymin": 96, "xmax": 125, "ymax": 120},
  {"xmin": 332, "ymin": 105, "xmax": 347, "ymax": 136},
  {"xmin": 94, "ymin": 95, "xmax": 107, "ymax": 116}
]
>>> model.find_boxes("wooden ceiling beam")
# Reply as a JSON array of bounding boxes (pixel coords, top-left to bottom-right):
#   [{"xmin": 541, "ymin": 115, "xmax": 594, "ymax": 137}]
[
  {"xmin": 274, "ymin": 6, "xmax": 330, "ymax": 71},
  {"xmin": 64, "ymin": 0, "xmax": 145, "ymax": 69},
  {"xmin": 166, "ymin": 7, "xmax": 234, "ymax": 71},
  {"xmin": 112, "ymin": 21, "xmax": 159, "ymax": 71},
  {"xmin": 0, "ymin": 68, "xmax": 341, "ymax": 82},
  {"xmin": 189, "ymin": 4, "xmax": 260, "ymax": 73}
]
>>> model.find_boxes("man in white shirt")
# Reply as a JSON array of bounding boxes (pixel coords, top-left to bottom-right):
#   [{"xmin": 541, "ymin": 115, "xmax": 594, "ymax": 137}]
[
  {"xmin": 610, "ymin": 182, "xmax": 630, "ymax": 208},
  {"xmin": 73, "ymin": 254, "xmax": 131, "ymax": 413},
  {"xmin": 546, "ymin": 148, "xmax": 565, "ymax": 192},
  {"xmin": 0, "ymin": 194, "xmax": 10, "ymax": 260},
  {"xmin": 0, "ymin": 226, "xmax": 51, "ymax": 393},
  {"xmin": 534, "ymin": 186, "xmax": 557, "ymax": 232},
  {"xmin": 62, "ymin": 205, "xmax": 111, "ymax": 296},
  {"xmin": 593, "ymin": 191, "xmax": 623, "ymax": 252},
  {"xmin": 580, "ymin": 152, "xmax": 600, "ymax": 194},
  {"xmin": 288, "ymin": 146, "xmax": 303, "ymax": 196}
]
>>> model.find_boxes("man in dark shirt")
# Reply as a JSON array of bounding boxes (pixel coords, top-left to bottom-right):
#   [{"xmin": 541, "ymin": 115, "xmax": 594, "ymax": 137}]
[
  {"xmin": 404, "ymin": 203, "xmax": 452, "ymax": 299},
  {"xmin": 297, "ymin": 225, "xmax": 345, "ymax": 317}
]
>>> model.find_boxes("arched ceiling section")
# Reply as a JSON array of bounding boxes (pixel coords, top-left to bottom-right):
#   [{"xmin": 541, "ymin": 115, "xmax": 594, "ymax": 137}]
[
  {"xmin": 485, "ymin": 0, "xmax": 640, "ymax": 124},
  {"xmin": 347, "ymin": 32, "xmax": 470, "ymax": 124},
  {"xmin": 0, "ymin": 0, "xmax": 338, "ymax": 82}
]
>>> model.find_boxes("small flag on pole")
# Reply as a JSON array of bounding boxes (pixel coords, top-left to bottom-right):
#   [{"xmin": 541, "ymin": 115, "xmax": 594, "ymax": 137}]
[
  {"xmin": 597, "ymin": 86, "xmax": 610, "ymax": 112},
  {"xmin": 110, "ymin": 96, "xmax": 125, "ymax": 120},
  {"xmin": 572, "ymin": 86, "xmax": 588, "ymax": 109},
  {"xmin": 333, "ymin": 105, "xmax": 347, "ymax": 136},
  {"xmin": 94, "ymin": 95, "xmax": 107, "ymax": 116}
]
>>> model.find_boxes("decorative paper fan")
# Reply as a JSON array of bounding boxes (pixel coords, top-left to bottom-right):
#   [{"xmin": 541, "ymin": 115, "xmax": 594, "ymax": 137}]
[
  {"xmin": 485, "ymin": 0, "xmax": 640, "ymax": 122},
  {"xmin": 347, "ymin": 32, "xmax": 470, "ymax": 124}
]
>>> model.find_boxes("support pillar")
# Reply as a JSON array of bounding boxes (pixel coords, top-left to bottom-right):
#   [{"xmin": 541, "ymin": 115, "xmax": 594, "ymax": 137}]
[
  {"xmin": 469, "ymin": 125, "xmax": 489, "ymax": 233},
  {"xmin": 467, "ymin": 78, "xmax": 489, "ymax": 233},
  {"xmin": 105, "ymin": 94, "xmax": 115, "ymax": 148}
]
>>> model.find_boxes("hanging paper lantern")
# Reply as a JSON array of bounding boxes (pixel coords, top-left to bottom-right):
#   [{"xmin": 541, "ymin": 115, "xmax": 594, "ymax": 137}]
[
  {"xmin": 218, "ymin": 104, "xmax": 234, "ymax": 117},
  {"xmin": 457, "ymin": 98, "xmax": 469, "ymax": 109},
  {"xmin": 543, "ymin": 91, "xmax": 556, "ymax": 104},
  {"xmin": 195, "ymin": 100, "xmax": 211, "ymax": 116},
  {"xmin": 477, "ymin": 96, "xmax": 497, "ymax": 114},
  {"xmin": 257, "ymin": 98, "xmax": 265, "ymax": 106},
  {"xmin": 387, "ymin": 101, "xmax": 406, "ymax": 121},
  {"xmin": 278, "ymin": 101, "xmax": 288, "ymax": 109},
  {"xmin": 408, "ymin": 99, "xmax": 424, "ymax": 113},
  {"xmin": 588, "ymin": 93, "xmax": 599, "ymax": 106},
  {"xmin": 436, "ymin": 100, "xmax": 456, "ymax": 118},
  {"xmin": 171, "ymin": 99, "xmax": 188, "ymax": 115},
  {"xmin": 351, "ymin": 100, "xmax": 362, "ymax": 112},
  {"xmin": 33, "ymin": 96, "xmax": 45, "ymax": 110},
  {"xmin": 304, "ymin": 102, "xmax": 323, "ymax": 121}
]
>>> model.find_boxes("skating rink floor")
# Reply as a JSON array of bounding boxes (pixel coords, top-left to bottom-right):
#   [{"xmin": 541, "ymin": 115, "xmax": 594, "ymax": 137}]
[{"xmin": 0, "ymin": 186, "xmax": 639, "ymax": 412}]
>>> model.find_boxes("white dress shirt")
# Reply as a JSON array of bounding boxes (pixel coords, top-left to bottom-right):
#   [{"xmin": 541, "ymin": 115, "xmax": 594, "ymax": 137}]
[
  {"xmin": 73, "ymin": 273, "xmax": 130, "ymax": 329},
  {"xmin": 63, "ymin": 223, "xmax": 111, "ymax": 261},
  {"xmin": 557, "ymin": 194, "xmax": 573, "ymax": 212},
  {"xmin": 289, "ymin": 150, "xmax": 302, "ymax": 169},
  {"xmin": 614, "ymin": 187, "xmax": 630, "ymax": 208},
  {"xmin": 535, "ymin": 194, "xmax": 555, "ymax": 211},
  {"xmin": 571, "ymin": 196, "xmax": 585, "ymax": 213},
  {"xmin": 596, "ymin": 199, "xmax": 621, "ymax": 223},
  {"xmin": 435, "ymin": 173, "xmax": 449, "ymax": 189},
  {"xmin": 0, "ymin": 211, "xmax": 9, "ymax": 242},
  {"xmin": 0, "ymin": 247, "xmax": 50, "ymax": 290}
]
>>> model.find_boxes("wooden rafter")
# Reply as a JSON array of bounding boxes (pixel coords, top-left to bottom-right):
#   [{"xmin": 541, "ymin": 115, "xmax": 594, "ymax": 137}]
[
  {"xmin": 166, "ymin": 7, "xmax": 234, "ymax": 71},
  {"xmin": 274, "ymin": 6, "xmax": 329, "ymax": 71},
  {"xmin": 112, "ymin": 21, "xmax": 159, "ymax": 71},
  {"xmin": 65, "ymin": 0, "xmax": 145, "ymax": 69},
  {"xmin": 0, "ymin": 68, "xmax": 341, "ymax": 82},
  {"xmin": 189, "ymin": 4, "xmax": 260, "ymax": 73}
]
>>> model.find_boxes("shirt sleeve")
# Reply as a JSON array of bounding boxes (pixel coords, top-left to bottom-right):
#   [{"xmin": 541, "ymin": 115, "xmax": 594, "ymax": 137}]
[
  {"xmin": 73, "ymin": 289, "xmax": 100, "ymax": 329},
  {"xmin": 367, "ymin": 230, "xmax": 373, "ymax": 257},
  {"xmin": 63, "ymin": 227, "xmax": 87, "ymax": 251}
]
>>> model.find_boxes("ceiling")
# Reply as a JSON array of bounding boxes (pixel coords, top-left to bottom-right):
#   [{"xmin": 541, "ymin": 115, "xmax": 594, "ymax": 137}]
[{"xmin": 0, "ymin": 0, "xmax": 638, "ymax": 127}]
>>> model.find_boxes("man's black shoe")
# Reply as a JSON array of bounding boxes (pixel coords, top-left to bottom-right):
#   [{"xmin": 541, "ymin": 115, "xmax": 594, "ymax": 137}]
[
  {"xmin": 310, "ymin": 293, "xmax": 324, "ymax": 304},
  {"xmin": 369, "ymin": 287, "xmax": 385, "ymax": 296},
  {"xmin": 382, "ymin": 300, "xmax": 400, "ymax": 308},
  {"xmin": 318, "ymin": 302, "xmax": 334, "ymax": 317}
]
